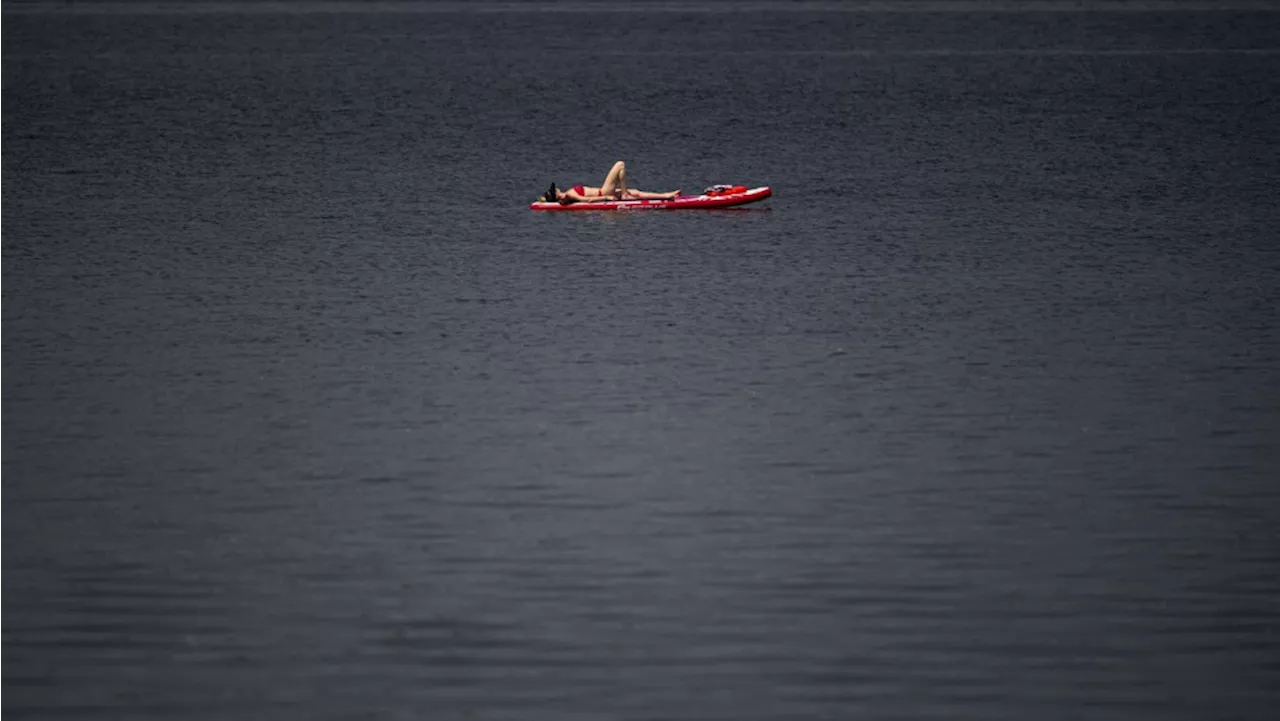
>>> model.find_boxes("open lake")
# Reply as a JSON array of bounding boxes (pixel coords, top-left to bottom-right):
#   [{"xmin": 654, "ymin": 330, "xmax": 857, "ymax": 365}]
[{"xmin": 4, "ymin": 2, "xmax": 1279, "ymax": 719}]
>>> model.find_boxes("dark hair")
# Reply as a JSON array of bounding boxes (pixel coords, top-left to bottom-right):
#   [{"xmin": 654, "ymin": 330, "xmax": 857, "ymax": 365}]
[{"xmin": 542, "ymin": 183, "xmax": 558, "ymax": 203}]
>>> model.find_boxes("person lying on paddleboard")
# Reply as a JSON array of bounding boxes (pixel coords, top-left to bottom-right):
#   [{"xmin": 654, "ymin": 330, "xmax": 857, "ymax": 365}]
[{"xmin": 540, "ymin": 161, "xmax": 680, "ymax": 204}]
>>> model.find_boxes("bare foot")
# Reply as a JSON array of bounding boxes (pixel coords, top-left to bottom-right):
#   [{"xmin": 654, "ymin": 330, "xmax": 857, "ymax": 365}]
[{"xmin": 665, "ymin": 190, "xmax": 681, "ymax": 199}]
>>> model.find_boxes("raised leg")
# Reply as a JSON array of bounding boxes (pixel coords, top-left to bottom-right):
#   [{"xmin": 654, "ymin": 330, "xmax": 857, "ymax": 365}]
[{"xmin": 599, "ymin": 161, "xmax": 628, "ymax": 198}]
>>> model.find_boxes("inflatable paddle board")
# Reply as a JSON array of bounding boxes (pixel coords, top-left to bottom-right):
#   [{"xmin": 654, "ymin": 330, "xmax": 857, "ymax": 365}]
[{"xmin": 530, "ymin": 186, "xmax": 771, "ymax": 211}]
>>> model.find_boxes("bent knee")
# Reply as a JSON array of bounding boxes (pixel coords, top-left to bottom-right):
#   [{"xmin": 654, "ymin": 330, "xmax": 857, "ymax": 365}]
[{"xmin": 612, "ymin": 160, "xmax": 626, "ymax": 171}]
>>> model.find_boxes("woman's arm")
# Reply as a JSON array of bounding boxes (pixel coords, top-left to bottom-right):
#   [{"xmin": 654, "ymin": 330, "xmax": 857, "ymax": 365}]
[{"xmin": 560, "ymin": 190, "xmax": 617, "ymax": 204}]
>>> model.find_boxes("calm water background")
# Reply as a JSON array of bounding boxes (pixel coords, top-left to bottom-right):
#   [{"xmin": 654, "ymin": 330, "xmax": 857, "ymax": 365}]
[{"xmin": 4, "ymin": 2, "xmax": 1279, "ymax": 719}]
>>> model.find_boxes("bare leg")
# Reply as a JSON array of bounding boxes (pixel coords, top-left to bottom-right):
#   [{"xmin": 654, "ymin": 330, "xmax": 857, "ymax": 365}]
[
  {"xmin": 623, "ymin": 189, "xmax": 681, "ymax": 200},
  {"xmin": 598, "ymin": 160, "xmax": 628, "ymax": 198},
  {"xmin": 600, "ymin": 162, "xmax": 679, "ymax": 200}
]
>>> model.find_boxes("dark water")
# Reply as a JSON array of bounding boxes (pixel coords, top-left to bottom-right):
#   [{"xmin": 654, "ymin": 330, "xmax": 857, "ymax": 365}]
[{"xmin": 5, "ymin": 2, "xmax": 1280, "ymax": 719}]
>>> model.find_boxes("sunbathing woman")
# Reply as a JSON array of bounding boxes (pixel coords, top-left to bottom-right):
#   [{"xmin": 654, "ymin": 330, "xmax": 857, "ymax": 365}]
[{"xmin": 540, "ymin": 161, "xmax": 681, "ymax": 204}]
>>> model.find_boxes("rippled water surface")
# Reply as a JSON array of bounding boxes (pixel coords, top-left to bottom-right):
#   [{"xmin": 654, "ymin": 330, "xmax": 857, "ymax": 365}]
[{"xmin": 5, "ymin": 3, "xmax": 1280, "ymax": 719}]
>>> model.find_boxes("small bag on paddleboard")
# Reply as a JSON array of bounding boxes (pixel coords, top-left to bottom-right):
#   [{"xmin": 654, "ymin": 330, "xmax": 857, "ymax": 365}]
[{"xmin": 703, "ymin": 184, "xmax": 749, "ymax": 197}]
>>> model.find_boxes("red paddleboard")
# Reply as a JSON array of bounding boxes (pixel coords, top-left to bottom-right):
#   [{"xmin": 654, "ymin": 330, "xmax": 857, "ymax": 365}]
[{"xmin": 530, "ymin": 186, "xmax": 772, "ymax": 211}]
